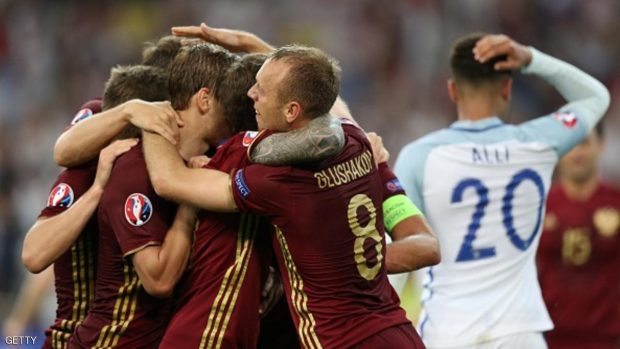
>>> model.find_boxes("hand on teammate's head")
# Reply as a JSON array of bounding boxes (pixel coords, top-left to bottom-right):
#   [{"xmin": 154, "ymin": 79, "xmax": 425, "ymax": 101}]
[{"xmin": 473, "ymin": 34, "xmax": 532, "ymax": 71}]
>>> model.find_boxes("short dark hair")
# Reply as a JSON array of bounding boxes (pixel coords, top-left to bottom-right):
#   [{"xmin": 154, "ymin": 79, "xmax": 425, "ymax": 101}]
[
  {"xmin": 450, "ymin": 33, "xmax": 512, "ymax": 86},
  {"xmin": 142, "ymin": 36, "xmax": 183, "ymax": 70},
  {"xmin": 270, "ymin": 45, "xmax": 341, "ymax": 119},
  {"xmin": 168, "ymin": 44, "xmax": 237, "ymax": 110},
  {"xmin": 215, "ymin": 53, "xmax": 267, "ymax": 133},
  {"xmin": 102, "ymin": 65, "xmax": 170, "ymax": 139}
]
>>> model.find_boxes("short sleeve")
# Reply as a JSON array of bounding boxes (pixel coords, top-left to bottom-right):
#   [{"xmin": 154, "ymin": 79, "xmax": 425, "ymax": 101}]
[
  {"xmin": 39, "ymin": 164, "xmax": 97, "ymax": 219},
  {"xmin": 65, "ymin": 98, "xmax": 102, "ymax": 130},
  {"xmin": 378, "ymin": 163, "xmax": 406, "ymax": 200},
  {"xmin": 230, "ymin": 165, "xmax": 285, "ymax": 217},
  {"xmin": 518, "ymin": 110, "xmax": 588, "ymax": 157},
  {"xmin": 394, "ymin": 142, "xmax": 428, "ymax": 212},
  {"xmin": 100, "ymin": 154, "xmax": 176, "ymax": 257}
]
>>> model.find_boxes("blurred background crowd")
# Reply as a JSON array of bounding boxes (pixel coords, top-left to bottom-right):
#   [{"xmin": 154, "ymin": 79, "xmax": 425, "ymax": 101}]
[{"xmin": 1, "ymin": 0, "xmax": 619, "ymax": 336}]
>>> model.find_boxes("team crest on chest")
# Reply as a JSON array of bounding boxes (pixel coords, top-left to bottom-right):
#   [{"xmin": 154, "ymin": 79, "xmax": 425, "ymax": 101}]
[
  {"xmin": 552, "ymin": 111, "xmax": 578, "ymax": 128},
  {"xmin": 242, "ymin": 131, "xmax": 259, "ymax": 147},
  {"xmin": 124, "ymin": 193, "xmax": 153, "ymax": 226},
  {"xmin": 593, "ymin": 207, "xmax": 619, "ymax": 237},
  {"xmin": 47, "ymin": 183, "xmax": 74, "ymax": 208},
  {"xmin": 71, "ymin": 108, "xmax": 94, "ymax": 125}
]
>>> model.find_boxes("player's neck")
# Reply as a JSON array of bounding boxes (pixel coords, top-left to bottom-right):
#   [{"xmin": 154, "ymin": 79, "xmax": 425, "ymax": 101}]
[
  {"xmin": 177, "ymin": 110, "xmax": 209, "ymax": 161},
  {"xmin": 560, "ymin": 175, "xmax": 599, "ymax": 201},
  {"xmin": 456, "ymin": 99, "xmax": 504, "ymax": 122}
]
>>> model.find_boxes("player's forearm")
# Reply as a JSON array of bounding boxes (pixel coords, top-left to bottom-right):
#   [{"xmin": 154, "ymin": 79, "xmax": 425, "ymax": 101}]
[
  {"xmin": 54, "ymin": 103, "xmax": 131, "ymax": 167},
  {"xmin": 251, "ymin": 115, "xmax": 345, "ymax": 165},
  {"xmin": 386, "ymin": 233, "xmax": 440, "ymax": 273},
  {"xmin": 241, "ymin": 33, "xmax": 274, "ymax": 53},
  {"xmin": 135, "ymin": 209, "xmax": 194, "ymax": 298},
  {"xmin": 22, "ymin": 185, "xmax": 104, "ymax": 273},
  {"xmin": 523, "ymin": 48, "xmax": 610, "ymax": 131},
  {"xmin": 142, "ymin": 131, "xmax": 184, "ymax": 199}
]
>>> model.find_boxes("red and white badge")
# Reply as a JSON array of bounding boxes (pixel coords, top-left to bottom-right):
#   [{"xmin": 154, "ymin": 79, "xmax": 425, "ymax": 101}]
[
  {"xmin": 124, "ymin": 193, "xmax": 153, "ymax": 226},
  {"xmin": 71, "ymin": 108, "xmax": 94, "ymax": 125},
  {"xmin": 242, "ymin": 131, "xmax": 259, "ymax": 147},
  {"xmin": 552, "ymin": 111, "xmax": 578, "ymax": 128},
  {"xmin": 47, "ymin": 183, "xmax": 74, "ymax": 208}
]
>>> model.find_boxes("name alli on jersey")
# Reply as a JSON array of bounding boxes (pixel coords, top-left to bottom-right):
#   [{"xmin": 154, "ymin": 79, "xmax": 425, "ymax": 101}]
[
  {"xmin": 472, "ymin": 145, "xmax": 510, "ymax": 165},
  {"xmin": 314, "ymin": 150, "xmax": 373, "ymax": 189}
]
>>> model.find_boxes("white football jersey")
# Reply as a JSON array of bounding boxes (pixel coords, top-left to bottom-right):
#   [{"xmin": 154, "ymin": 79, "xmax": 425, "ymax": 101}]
[{"xmin": 395, "ymin": 113, "xmax": 588, "ymax": 347}]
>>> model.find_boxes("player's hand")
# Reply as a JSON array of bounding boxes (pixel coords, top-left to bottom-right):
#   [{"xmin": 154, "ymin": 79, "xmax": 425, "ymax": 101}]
[
  {"xmin": 171, "ymin": 23, "xmax": 273, "ymax": 53},
  {"xmin": 93, "ymin": 138, "xmax": 139, "ymax": 190},
  {"xmin": 367, "ymin": 132, "xmax": 389, "ymax": 165},
  {"xmin": 124, "ymin": 100, "xmax": 183, "ymax": 145},
  {"xmin": 473, "ymin": 34, "xmax": 532, "ymax": 71},
  {"xmin": 188, "ymin": 155, "xmax": 211, "ymax": 169},
  {"xmin": 259, "ymin": 266, "xmax": 283, "ymax": 317}
]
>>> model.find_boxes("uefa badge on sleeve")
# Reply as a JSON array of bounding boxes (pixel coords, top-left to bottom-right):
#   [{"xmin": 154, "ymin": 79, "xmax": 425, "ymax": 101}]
[
  {"xmin": 125, "ymin": 193, "xmax": 153, "ymax": 226},
  {"xmin": 552, "ymin": 111, "xmax": 578, "ymax": 128},
  {"xmin": 47, "ymin": 183, "xmax": 74, "ymax": 208}
]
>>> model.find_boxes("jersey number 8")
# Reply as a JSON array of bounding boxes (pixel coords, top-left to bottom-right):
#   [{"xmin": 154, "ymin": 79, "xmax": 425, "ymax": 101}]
[
  {"xmin": 452, "ymin": 168, "xmax": 545, "ymax": 262},
  {"xmin": 347, "ymin": 194, "xmax": 383, "ymax": 280}
]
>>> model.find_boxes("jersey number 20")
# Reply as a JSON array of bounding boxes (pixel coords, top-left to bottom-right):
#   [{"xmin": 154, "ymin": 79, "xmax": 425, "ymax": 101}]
[{"xmin": 452, "ymin": 168, "xmax": 545, "ymax": 262}]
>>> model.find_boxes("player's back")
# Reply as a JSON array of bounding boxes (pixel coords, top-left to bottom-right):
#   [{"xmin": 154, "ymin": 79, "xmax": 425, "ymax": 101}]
[
  {"xmin": 395, "ymin": 115, "xmax": 588, "ymax": 347},
  {"xmin": 232, "ymin": 124, "xmax": 411, "ymax": 348}
]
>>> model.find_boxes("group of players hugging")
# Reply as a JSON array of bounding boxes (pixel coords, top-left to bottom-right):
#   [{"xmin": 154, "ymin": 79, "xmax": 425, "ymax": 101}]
[{"xmin": 16, "ymin": 19, "xmax": 618, "ymax": 349}]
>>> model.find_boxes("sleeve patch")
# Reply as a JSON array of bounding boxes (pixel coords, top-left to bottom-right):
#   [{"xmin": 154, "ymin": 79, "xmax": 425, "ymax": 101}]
[
  {"xmin": 385, "ymin": 178, "xmax": 403, "ymax": 193},
  {"xmin": 234, "ymin": 169, "xmax": 251, "ymax": 198},
  {"xmin": 71, "ymin": 108, "xmax": 94, "ymax": 125},
  {"xmin": 47, "ymin": 183, "xmax": 75, "ymax": 208},
  {"xmin": 242, "ymin": 131, "xmax": 259, "ymax": 147},
  {"xmin": 124, "ymin": 193, "xmax": 153, "ymax": 226},
  {"xmin": 552, "ymin": 111, "xmax": 578, "ymax": 128}
]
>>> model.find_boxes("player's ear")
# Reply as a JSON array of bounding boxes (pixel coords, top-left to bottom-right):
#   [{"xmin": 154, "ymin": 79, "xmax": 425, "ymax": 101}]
[
  {"xmin": 196, "ymin": 87, "xmax": 211, "ymax": 114},
  {"xmin": 283, "ymin": 101, "xmax": 301, "ymax": 124},
  {"xmin": 447, "ymin": 79, "xmax": 458, "ymax": 103},
  {"xmin": 501, "ymin": 78, "xmax": 512, "ymax": 101}
]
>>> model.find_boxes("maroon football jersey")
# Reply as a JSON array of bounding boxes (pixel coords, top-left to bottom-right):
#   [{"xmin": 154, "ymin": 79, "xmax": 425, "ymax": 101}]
[
  {"xmin": 69, "ymin": 146, "xmax": 176, "ymax": 349},
  {"xmin": 231, "ymin": 124, "xmax": 412, "ymax": 348},
  {"xmin": 537, "ymin": 182, "xmax": 620, "ymax": 348},
  {"xmin": 38, "ymin": 163, "xmax": 98, "ymax": 349},
  {"xmin": 159, "ymin": 131, "xmax": 271, "ymax": 349}
]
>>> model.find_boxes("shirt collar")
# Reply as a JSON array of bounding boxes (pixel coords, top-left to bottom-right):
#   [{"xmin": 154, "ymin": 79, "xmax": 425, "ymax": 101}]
[{"xmin": 449, "ymin": 116, "xmax": 504, "ymax": 132}]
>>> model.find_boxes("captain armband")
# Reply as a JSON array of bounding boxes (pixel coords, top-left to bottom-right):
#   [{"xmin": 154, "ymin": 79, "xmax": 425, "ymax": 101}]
[{"xmin": 382, "ymin": 194, "xmax": 422, "ymax": 231}]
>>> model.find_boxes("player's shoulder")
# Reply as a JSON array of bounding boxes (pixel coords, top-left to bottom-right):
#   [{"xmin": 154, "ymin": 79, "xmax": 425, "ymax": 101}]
[
  {"xmin": 70, "ymin": 98, "xmax": 102, "ymax": 125},
  {"xmin": 108, "ymin": 146, "xmax": 148, "ymax": 186},
  {"xmin": 597, "ymin": 181, "xmax": 620, "ymax": 199},
  {"xmin": 399, "ymin": 128, "xmax": 452, "ymax": 158}
]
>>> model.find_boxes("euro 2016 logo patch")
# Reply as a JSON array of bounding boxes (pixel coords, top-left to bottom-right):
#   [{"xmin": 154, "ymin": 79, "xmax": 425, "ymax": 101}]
[
  {"xmin": 47, "ymin": 183, "xmax": 74, "ymax": 208},
  {"xmin": 71, "ymin": 108, "xmax": 94, "ymax": 125},
  {"xmin": 385, "ymin": 178, "xmax": 403, "ymax": 193},
  {"xmin": 242, "ymin": 131, "xmax": 259, "ymax": 147},
  {"xmin": 124, "ymin": 193, "xmax": 153, "ymax": 226},
  {"xmin": 552, "ymin": 111, "xmax": 578, "ymax": 128}
]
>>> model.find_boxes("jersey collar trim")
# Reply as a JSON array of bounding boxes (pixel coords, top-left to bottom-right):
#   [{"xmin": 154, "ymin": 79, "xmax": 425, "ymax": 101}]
[{"xmin": 449, "ymin": 116, "xmax": 504, "ymax": 132}]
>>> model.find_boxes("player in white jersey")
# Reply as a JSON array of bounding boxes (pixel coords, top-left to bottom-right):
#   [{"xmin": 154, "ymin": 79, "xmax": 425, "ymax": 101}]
[{"xmin": 394, "ymin": 34, "xmax": 609, "ymax": 349}]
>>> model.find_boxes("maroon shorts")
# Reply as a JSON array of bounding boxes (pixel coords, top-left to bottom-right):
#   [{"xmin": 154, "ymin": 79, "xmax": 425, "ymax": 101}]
[{"xmin": 353, "ymin": 323, "xmax": 425, "ymax": 349}]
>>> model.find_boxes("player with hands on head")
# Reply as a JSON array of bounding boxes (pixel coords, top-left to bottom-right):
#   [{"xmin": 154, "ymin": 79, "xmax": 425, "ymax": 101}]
[{"xmin": 395, "ymin": 33, "xmax": 609, "ymax": 349}]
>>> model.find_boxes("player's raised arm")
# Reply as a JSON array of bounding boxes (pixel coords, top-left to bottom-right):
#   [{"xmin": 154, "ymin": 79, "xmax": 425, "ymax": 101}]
[
  {"xmin": 22, "ymin": 139, "xmax": 138, "ymax": 273},
  {"xmin": 172, "ymin": 23, "xmax": 274, "ymax": 53},
  {"xmin": 142, "ymin": 131, "xmax": 238, "ymax": 212},
  {"xmin": 54, "ymin": 99, "xmax": 182, "ymax": 167},
  {"xmin": 474, "ymin": 34, "xmax": 610, "ymax": 131}
]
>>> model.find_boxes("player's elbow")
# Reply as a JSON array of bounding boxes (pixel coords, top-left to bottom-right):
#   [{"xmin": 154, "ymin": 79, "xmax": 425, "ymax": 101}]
[
  {"xmin": 142, "ymin": 279, "xmax": 174, "ymax": 298},
  {"xmin": 53, "ymin": 139, "xmax": 74, "ymax": 167},
  {"xmin": 21, "ymin": 248, "xmax": 48, "ymax": 274},
  {"xmin": 426, "ymin": 237, "xmax": 442, "ymax": 266}
]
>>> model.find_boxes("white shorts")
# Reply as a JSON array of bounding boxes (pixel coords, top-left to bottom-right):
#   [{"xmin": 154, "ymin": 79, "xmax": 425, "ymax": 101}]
[{"xmin": 430, "ymin": 332, "xmax": 547, "ymax": 349}]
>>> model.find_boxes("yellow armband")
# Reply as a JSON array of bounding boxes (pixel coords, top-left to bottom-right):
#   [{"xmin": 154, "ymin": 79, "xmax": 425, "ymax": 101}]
[{"xmin": 382, "ymin": 194, "xmax": 422, "ymax": 231}]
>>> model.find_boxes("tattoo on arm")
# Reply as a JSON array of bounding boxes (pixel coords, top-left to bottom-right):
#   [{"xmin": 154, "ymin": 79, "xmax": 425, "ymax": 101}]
[{"xmin": 251, "ymin": 115, "xmax": 345, "ymax": 165}]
